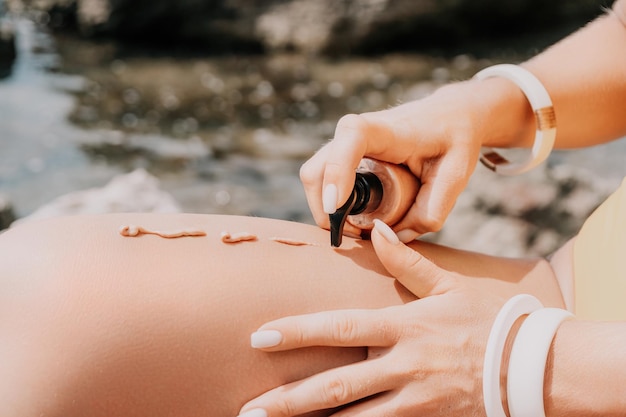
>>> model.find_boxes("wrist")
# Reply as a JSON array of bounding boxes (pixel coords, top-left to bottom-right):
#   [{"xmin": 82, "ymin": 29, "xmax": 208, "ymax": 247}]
[
  {"xmin": 545, "ymin": 320, "xmax": 626, "ymax": 417},
  {"xmin": 507, "ymin": 307, "xmax": 573, "ymax": 417},
  {"xmin": 470, "ymin": 73, "xmax": 536, "ymax": 149},
  {"xmin": 484, "ymin": 296, "xmax": 573, "ymax": 417},
  {"xmin": 543, "ymin": 319, "xmax": 572, "ymax": 417},
  {"xmin": 499, "ymin": 314, "xmax": 526, "ymax": 416},
  {"xmin": 471, "ymin": 64, "xmax": 557, "ymax": 175},
  {"xmin": 483, "ymin": 294, "xmax": 544, "ymax": 417}
]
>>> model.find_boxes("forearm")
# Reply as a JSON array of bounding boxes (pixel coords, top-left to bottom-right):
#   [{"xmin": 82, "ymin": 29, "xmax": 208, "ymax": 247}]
[
  {"xmin": 545, "ymin": 320, "xmax": 626, "ymax": 416},
  {"xmin": 476, "ymin": 1, "xmax": 626, "ymax": 149}
]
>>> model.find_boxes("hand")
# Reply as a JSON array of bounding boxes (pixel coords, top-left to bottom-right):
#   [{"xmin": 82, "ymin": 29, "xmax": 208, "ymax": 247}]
[
  {"xmin": 237, "ymin": 220, "xmax": 505, "ymax": 417},
  {"xmin": 300, "ymin": 81, "xmax": 485, "ymax": 240}
]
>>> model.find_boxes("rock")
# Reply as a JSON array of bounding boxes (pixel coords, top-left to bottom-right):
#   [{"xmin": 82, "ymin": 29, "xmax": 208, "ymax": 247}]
[
  {"xmin": 242, "ymin": 128, "xmax": 320, "ymax": 159},
  {"xmin": 462, "ymin": 215, "xmax": 532, "ymax": 258},
  {"xmin": 77, "ymin": 130, "xmax": 213, "ymax": 163},
  {"xmin": 432, "ymin": 162, "xmax": 616, "ymax": 257},
  {"xmin": 0, "ymin": 15, "xmax": 16, "ymax": 77},
  {"xmin": 14, "ymin": 168, "xmax": 182, "ymax": 225},
  {"xmin": 0, "ymin": 193, "xmax": 16, "ymax": 230},
  {"xmin": 7, "ymin": 0, "xmax": 603, "ymax": 55}
]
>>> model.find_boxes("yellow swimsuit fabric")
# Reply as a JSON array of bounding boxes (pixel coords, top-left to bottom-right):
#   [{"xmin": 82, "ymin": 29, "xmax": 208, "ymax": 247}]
[{"xmin": 574, "ymin": 176, "xmax": 626, "ymax": 320}]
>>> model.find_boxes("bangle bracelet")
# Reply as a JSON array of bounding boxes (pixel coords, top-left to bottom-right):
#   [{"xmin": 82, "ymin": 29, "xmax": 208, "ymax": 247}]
[
  {"xmin": 474, "ymin": 64, "xmax": 557, "ymax": 175},
  {"xmin": 483, "ymin": 294, "xmax": 544, "ymax": 417},
  {"xmin": 507, "ymin": 308, "xmax": 574, "ymax": 417}
]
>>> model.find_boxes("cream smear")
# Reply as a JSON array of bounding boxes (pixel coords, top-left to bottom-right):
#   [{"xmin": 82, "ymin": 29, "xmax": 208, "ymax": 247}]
[
  {"xmin": 220, "ymin": 231, "xmax": 258, "ymax": 243},
  {"xmin": 269, "ymin": 237, "xmax": 318, "ymax": 246},
  {"xmin": 119, "ymin": 225, "xmax": 206, "ymax": 238},
  {"xmin": 118, "ymin": 225, "xmax": 316, "ymax": 247}
]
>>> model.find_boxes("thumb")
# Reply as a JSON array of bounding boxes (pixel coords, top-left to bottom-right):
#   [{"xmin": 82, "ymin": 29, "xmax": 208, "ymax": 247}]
[{"xmin": 371, "ymin": 219, "xmax": 457, "ymax": 298}]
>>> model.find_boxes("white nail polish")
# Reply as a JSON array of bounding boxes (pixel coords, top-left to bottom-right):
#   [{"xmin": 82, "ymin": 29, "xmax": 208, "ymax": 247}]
[
  {"xmin": 251, "ymin": 330, "xmax": 283, "ymax": 348},
  {"xmin": 323, "ymin": 184, "xmax": 338, "ymax": 214},
  {"xmin": 373, "ymin": 219, "xmax": 400, "ymax": 245},
  {"xmin": 237, "ymin": 408, "xmax": 268, "ymax": 417},
  {"xmin": 396, "ymin": 229, "xmax": 418, "ymax": 243}
]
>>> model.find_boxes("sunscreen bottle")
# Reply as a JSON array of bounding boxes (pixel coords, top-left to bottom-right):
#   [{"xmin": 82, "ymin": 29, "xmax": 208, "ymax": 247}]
[{"xmin": 329, "ymin": 158, "xmax": 420, "ymax": 247}]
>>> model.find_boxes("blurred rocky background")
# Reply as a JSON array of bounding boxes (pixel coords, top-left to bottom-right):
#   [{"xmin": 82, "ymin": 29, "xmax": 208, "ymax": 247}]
[
  {"xmin": 1, "ymin": 0, "xmax": 624, "ymax": 257},
  {"xmin": 3, "ymin": 0, "xmax": 605, "ymax": 55}
]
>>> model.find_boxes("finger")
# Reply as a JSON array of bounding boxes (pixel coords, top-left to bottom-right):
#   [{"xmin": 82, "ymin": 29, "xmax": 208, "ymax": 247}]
[
  {"xmin": 418, "ymin": 149, "xmax": 476, "ymax": 224},
  {"xmin": 371, "ymin": 219, "xmax": 456, "ymax": 298},
  {"xmin": 396, "ymin": 150, "xmax": 476, "ymax": 235},
  {"xmin": 300, "ymin": 144, "xmax": 363, "ymax": 238},
  {"xmin": 238, "ymin": 359, "xmax": 396, "ymax": 417},
  {"xmin": 322, "ymin": 113, "xmax": 398, "ymax": 213},
  {"xmin": 250, "ymin": 309, "xmax": 398, "ymax": 351},
  {"xmin": 300, "ymin": 144, "xmax": 333, "ymax": 229}
]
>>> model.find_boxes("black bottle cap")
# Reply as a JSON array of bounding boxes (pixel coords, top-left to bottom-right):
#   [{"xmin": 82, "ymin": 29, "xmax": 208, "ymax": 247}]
[{"xmin": 329, "ymin": 172, "xmax": 382, "ymax": 247}]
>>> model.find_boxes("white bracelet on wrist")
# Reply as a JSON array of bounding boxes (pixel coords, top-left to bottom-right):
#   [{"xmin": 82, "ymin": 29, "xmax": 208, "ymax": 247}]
[
  {"xmin": 483, "ymin": 294, "xmax": 544, "ymax": 417},
  {"xmin": 507, "ymin": 307, "xmax": 574, "ymax": 417},
  {"xmin": 474, "ymin": 64, "xmax": 557, "ymax": 176}
]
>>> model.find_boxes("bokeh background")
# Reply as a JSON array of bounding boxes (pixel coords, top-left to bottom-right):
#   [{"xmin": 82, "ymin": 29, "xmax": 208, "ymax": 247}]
[{"xmin": 1, "ymin": 0, "xmax": 624, "ymax": 257}]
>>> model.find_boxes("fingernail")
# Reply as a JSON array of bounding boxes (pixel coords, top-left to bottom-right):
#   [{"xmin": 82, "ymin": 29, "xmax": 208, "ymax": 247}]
[
  {"xmin": 237, "ymin": 408, "xmax": 267, "ymax": 417},
  {"xmin": 373, "ymin": 219, "xmax": 400, "ymax": 245},
  {"xmin": 251, "ymin": 330, "xmax": 283, "ymax": 348},
  {"xmin": 396, "ymin": 229, "xmax": 418, "ymax": 243},
  {"xmin": 323, "ymin": 184, "xmax": 338, "ymax": 214}
]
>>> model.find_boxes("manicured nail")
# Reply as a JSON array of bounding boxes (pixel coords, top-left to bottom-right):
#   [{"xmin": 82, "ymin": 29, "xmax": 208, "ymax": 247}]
[
  {"xmin": 251, "ymin": 330, "xmax": 283, "ymax": 348},
  {"xmin": 237, "ymin": 408, "xmax": 268, "ymax": 417},
  {"xmin": 396, "ymin": 229, "xmax": 418, "ymax": 243},
  {"xmin": 373, "ymin": 219, "xmax": 400, "ymax": 245},
  {"xmin": 323, "ymin": 184, "xmax": 338, "ymax": 214}
]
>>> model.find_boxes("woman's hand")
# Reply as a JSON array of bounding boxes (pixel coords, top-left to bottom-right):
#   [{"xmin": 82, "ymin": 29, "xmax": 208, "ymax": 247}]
[
  {"xmin": 300, "ymin": 81, "xmax": 487, "ymax": 240},
  {"xmin": 237, "ymin": 220, "xmax": 505, "ymax": 417}
]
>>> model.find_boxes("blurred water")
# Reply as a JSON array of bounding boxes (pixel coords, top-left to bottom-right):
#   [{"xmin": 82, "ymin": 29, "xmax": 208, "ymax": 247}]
[
  {"xmin": 0, "ymin": 18, "xmax": 317, "ymax": 221},
  {"xmin": 0, "ymin": 16, "xmax": 624, "ymax": 227},
  {"xmin": 0, "ymin": 17, "xmax": 446, "ymax": 222},
  {"xmin": 0, "ymin": 18, "xmax": 123, "ymax": 217}
]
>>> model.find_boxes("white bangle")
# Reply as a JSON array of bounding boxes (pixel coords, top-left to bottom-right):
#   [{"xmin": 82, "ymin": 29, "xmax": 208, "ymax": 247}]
[
  {"xmin": 507, "ymin": 308, "xmax": 574, "ymax": 417},
  {"xmin": 483, "ymin": 294, "xmax": 544, "ymax": 417},
  {"xmin": 474, "ymin": 64, "xmax": 556, "ymax": 175}
]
